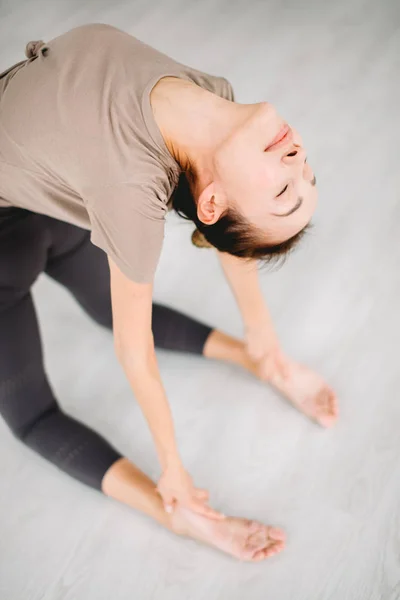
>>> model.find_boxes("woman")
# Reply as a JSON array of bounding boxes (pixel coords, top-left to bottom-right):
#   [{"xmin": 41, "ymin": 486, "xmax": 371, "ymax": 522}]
[{"xmin": 0, "ymin": 24, "xmax": 338, "ymax": 562}]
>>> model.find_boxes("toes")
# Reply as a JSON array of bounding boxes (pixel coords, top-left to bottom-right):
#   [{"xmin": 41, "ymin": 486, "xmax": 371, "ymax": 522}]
[
  {"xmin": 241, "ymin": 523, "xmax": 287, "ymax": 561},
  {"xmin": 267, "ymin": 526, "xmax": 286, "ymax": 542},
  {"xmin": 248, "ymin": 524, "xmax": 286, "ymax": 544},
  {"xmin": 249, "ymin": 541, "xmax": 285, "ymax": 562},
  {"xmin": 247, "ymin": 529, "xmax": 269, "ymax": 552},
  {"xmin": 245, "ymin": 525, "xmax": 286, "ymax": 558},
  {"xmin": 252, "ymin": 548, "xmax": 271, "ymax": 562},
  {"xmin": 317, "ymin": 412, "xmax": 336, "ymax": 428},
  {"xmin": 329, "ymin": 389, "xmax": 339, "ymax": 416},
  {"xmin": 264, "ymin": 541, "xmax": 285, "ymax": 558},
  {"xmin": 314, "ymin": 387, "xmax": 339, "ymax": 427}
]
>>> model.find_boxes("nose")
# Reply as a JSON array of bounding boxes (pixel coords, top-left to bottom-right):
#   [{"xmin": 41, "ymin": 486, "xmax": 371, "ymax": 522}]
[{"xmin": 282, "ymin": 144, "xmax": 306, "ymax": 164}]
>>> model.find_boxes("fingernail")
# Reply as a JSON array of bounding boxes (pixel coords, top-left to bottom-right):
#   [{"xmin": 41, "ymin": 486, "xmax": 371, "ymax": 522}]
[{"xmin": 165, "ymin": 505, "xmax": 173, "ymax": 513}]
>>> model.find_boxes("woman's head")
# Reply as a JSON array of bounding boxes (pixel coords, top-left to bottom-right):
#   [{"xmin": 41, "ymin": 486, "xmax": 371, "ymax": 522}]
[{"xmin": 172, "ymin": 102, "xmax": 318, "ymax": 264}]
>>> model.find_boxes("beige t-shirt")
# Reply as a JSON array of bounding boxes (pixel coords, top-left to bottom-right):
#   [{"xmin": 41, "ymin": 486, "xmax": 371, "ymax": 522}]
[{"xmin": 0, "ymin": 24, "xmax": 233, "ymax": 282}]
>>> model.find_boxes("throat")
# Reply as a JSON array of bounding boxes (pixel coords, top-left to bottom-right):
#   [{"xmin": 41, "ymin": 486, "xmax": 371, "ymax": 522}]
[
  {"xmin": 150, "ymin": 76, "xmax": 225, "ymax": 170},
  {"xmin": 165, "ymin": 135, "xmax": 191, "ymax": 171}
]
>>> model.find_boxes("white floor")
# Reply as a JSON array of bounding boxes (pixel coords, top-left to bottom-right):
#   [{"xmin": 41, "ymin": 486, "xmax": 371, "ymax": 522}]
[{"xmin": 1, "ymin": 1, "xmax": 400, "ymax": 599}]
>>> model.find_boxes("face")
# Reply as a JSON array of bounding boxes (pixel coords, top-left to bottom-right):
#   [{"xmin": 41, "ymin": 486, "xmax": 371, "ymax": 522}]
[{"xmin": 213, "ymin": 102, "xmax": 318, "ymax": 243}]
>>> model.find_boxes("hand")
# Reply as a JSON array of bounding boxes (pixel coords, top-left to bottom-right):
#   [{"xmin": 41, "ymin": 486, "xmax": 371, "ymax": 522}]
[
  {"xmin": 245, "ymin": 318, "xmax": 289, "ymax": 382},
  {"xmin": 157, "ymin": 462, "xmax": 224, "ymax": 520}
]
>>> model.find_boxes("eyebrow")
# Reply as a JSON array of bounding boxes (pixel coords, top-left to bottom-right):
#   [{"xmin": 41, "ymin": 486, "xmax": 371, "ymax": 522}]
[{"xmin": 273, "ymin": 174, "xmax": 317, "ymax": 218}]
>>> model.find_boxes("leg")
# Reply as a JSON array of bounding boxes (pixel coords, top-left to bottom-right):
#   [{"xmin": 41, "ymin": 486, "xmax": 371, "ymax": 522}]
[
  {"xmin": 44, "ymin": 218, "xmax": 335, "ymax": 427},
  {"xmin": 103, "ymin": 458, "xmax": 285, "ymax": 561},
  {"xmin": 40, "ymin": 219, "xmax": 285, "ymax": 559},
  {"xmin": 0, "ymin": 294, "xmax": 121, "ymax": 488},
  {"xmin": 0, "ymin": 301, "xmax": 283, "ymax": 561},
  {"xmin": 0, "ymin": 211, "xmax": 120, "ymax": 489},
  {"xmin": 44, "ymin": 218, "xmax": 213, "ymax": 353},
  {"xmin": 151, "ymin": 302, "xmax": 212, "ymax": 354},
  {"xmin": 203, "ymin": 330, "xmax": 338, "ymax": 427},
  {"xmin": 0, "ymin": 287, "xmax": 285, "ymax": 558},
  {"xmin": 44, "ymin": 219, "xmax": 113, "ymax": 328},
  {"xmin": 43, "ymin": 219, "xmax": 335, "ymax": 427}
]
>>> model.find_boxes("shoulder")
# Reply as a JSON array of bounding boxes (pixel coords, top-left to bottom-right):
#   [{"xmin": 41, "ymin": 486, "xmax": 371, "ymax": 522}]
[
  {"xmin": 184, "ymin": 67, "xmax": 235, "ymax": 102},
  {"xmin": 52, "ymin": 23, "xmax": 130, "ymax": 43},
  {"xmin": 45, "ymin": 24, "xmax": 145, "ymax": 62},
  {"xmin": 216, "ymin": 76, "xmax": 235, "ymax": 102}
]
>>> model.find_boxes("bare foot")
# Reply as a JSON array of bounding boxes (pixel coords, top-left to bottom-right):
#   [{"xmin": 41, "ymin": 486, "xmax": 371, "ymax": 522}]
[
  {"xmin": 171, "ymin": 505, "xmax": 286, "ymax": 562},
  {"xmin": 203, "ymin": 330, "xmax": 338, "ymax": 427},
  {"xmin": 262, "ymin": 357, "xmax": 339, "ymax": 428}
]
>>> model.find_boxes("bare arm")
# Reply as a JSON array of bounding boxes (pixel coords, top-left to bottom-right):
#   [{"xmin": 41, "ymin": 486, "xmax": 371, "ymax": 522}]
[
  {"xmin": 108, "ymin": 257, "xmax": 222, "ymax": 518},
  {"xmin": 217, "ymin": 252, "xmax": 272, "ymax": 329},
  {"xmin": 108, "ymin": 257, "xmax": 179, "ymax": 471},
  {"xmin": 216, "ymin": 252, "xmax": 288, "ymax": 380}
]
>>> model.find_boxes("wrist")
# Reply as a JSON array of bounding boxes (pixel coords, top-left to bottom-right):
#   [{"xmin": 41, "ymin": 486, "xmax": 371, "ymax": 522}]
[
  {"xmin": 159, "ymin": 451, "xmax": 183, "ymax": 472},
  {"xmin": 244, "ymin": 308, "xmax": 273, "ymax": 331}
]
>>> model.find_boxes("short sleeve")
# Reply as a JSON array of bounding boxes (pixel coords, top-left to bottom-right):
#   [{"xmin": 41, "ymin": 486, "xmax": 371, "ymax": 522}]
[
  {"xmin": 220, "ymin": 77, "xmax": 235, "ymax": 102},
  {"xmin": 84, "ymin": 183, "xmax": 167, "ymax": 283}
]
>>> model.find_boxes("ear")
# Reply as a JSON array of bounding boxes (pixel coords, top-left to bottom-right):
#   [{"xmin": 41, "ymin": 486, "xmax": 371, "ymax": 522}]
[{"xmin": 196, "ymin": 182, "xmax": 227, "ymax": 225}]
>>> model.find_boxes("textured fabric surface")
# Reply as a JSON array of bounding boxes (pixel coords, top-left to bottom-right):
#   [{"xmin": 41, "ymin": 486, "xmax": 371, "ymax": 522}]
[
  {"xmin": 0, "ymin": 23, "xmax": 233, "ymax": 282},
  {"xmin": 0, "ymin": 209, "xmax": 212, "ymax": 489}
]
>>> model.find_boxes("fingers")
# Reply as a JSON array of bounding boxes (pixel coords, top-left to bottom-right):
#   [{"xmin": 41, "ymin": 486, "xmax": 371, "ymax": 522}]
[
  {"xmin": 157, "ymin": 470, "xmax": 221, "ymax": 519},
  {"xmin": 275, "ymin": 350, "xmax": 290, "ymax": 380},
  {"xmin": 160, "ymin": 497, "xmax": 175, "ymax": 513},
  {"xmin": 194, "ymin": 488, "xmax": 209, "ymax": 501},
  {"xmin": 157, "ymin": 484, "xmax": 175, "ymax": 513},
  {"xmin": 188, "ymin": 498, "xmax": 225, "ymax": 520}
]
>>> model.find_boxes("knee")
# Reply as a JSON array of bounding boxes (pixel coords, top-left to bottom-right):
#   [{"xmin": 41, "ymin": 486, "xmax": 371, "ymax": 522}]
[
  {"xmin": 0, "ymin": 371, "xmax": 57, "ymax": 442},
  {"xmin": 2, "ymin": 404, "xmax": 57, "ymax": 445}
]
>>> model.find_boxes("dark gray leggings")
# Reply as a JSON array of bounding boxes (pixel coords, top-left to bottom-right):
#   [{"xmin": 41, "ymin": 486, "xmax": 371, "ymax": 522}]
[{"xmin": 0, "ymin": 208, "xmax": 212, "ymax": 490}]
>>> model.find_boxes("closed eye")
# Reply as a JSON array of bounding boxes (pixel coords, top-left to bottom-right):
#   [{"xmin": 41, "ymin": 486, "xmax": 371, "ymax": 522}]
[
  {"xmin": 277, "ymin": 184, "xmax": 288, "ymax": 197},
  {"xmin": 276, "ymin": 156, "xmax": 308, "ymax": 198}
]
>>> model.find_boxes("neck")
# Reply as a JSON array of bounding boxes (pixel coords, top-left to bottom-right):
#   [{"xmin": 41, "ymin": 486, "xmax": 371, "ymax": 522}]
[{"xmin": 150, "ymin": 77, "xmax": 255, "ymax": 188}]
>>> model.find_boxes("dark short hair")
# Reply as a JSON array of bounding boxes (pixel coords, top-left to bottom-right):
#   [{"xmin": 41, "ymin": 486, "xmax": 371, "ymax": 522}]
[{"xmin": 171, "ymin": 172, "xmax": 312, "ymax": 267}]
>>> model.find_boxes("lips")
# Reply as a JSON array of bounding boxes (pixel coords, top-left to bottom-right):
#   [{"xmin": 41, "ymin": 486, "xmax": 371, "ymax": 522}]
[{"xmin": 265, "ymin": 124, "xmax": 293, "ymax": 151}]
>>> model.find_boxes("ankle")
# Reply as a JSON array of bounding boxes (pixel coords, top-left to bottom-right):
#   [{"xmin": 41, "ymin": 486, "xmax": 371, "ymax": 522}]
[
  {"xmin": 203, "ymin": 330, "xmax": 244, "ymax": 363},
  {"xmin": 169, "ymin": 507, "xmax": 190, "ymax": 537},
  {"xmin": 203, "ymin": 329, "xmax": 261, "ymax": 377}
]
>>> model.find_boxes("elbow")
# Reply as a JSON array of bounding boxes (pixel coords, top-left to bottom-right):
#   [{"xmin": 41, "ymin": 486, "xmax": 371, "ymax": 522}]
[{"xmin": 114, "ymin": 332, "xmax": 155, "ymax": 373}]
